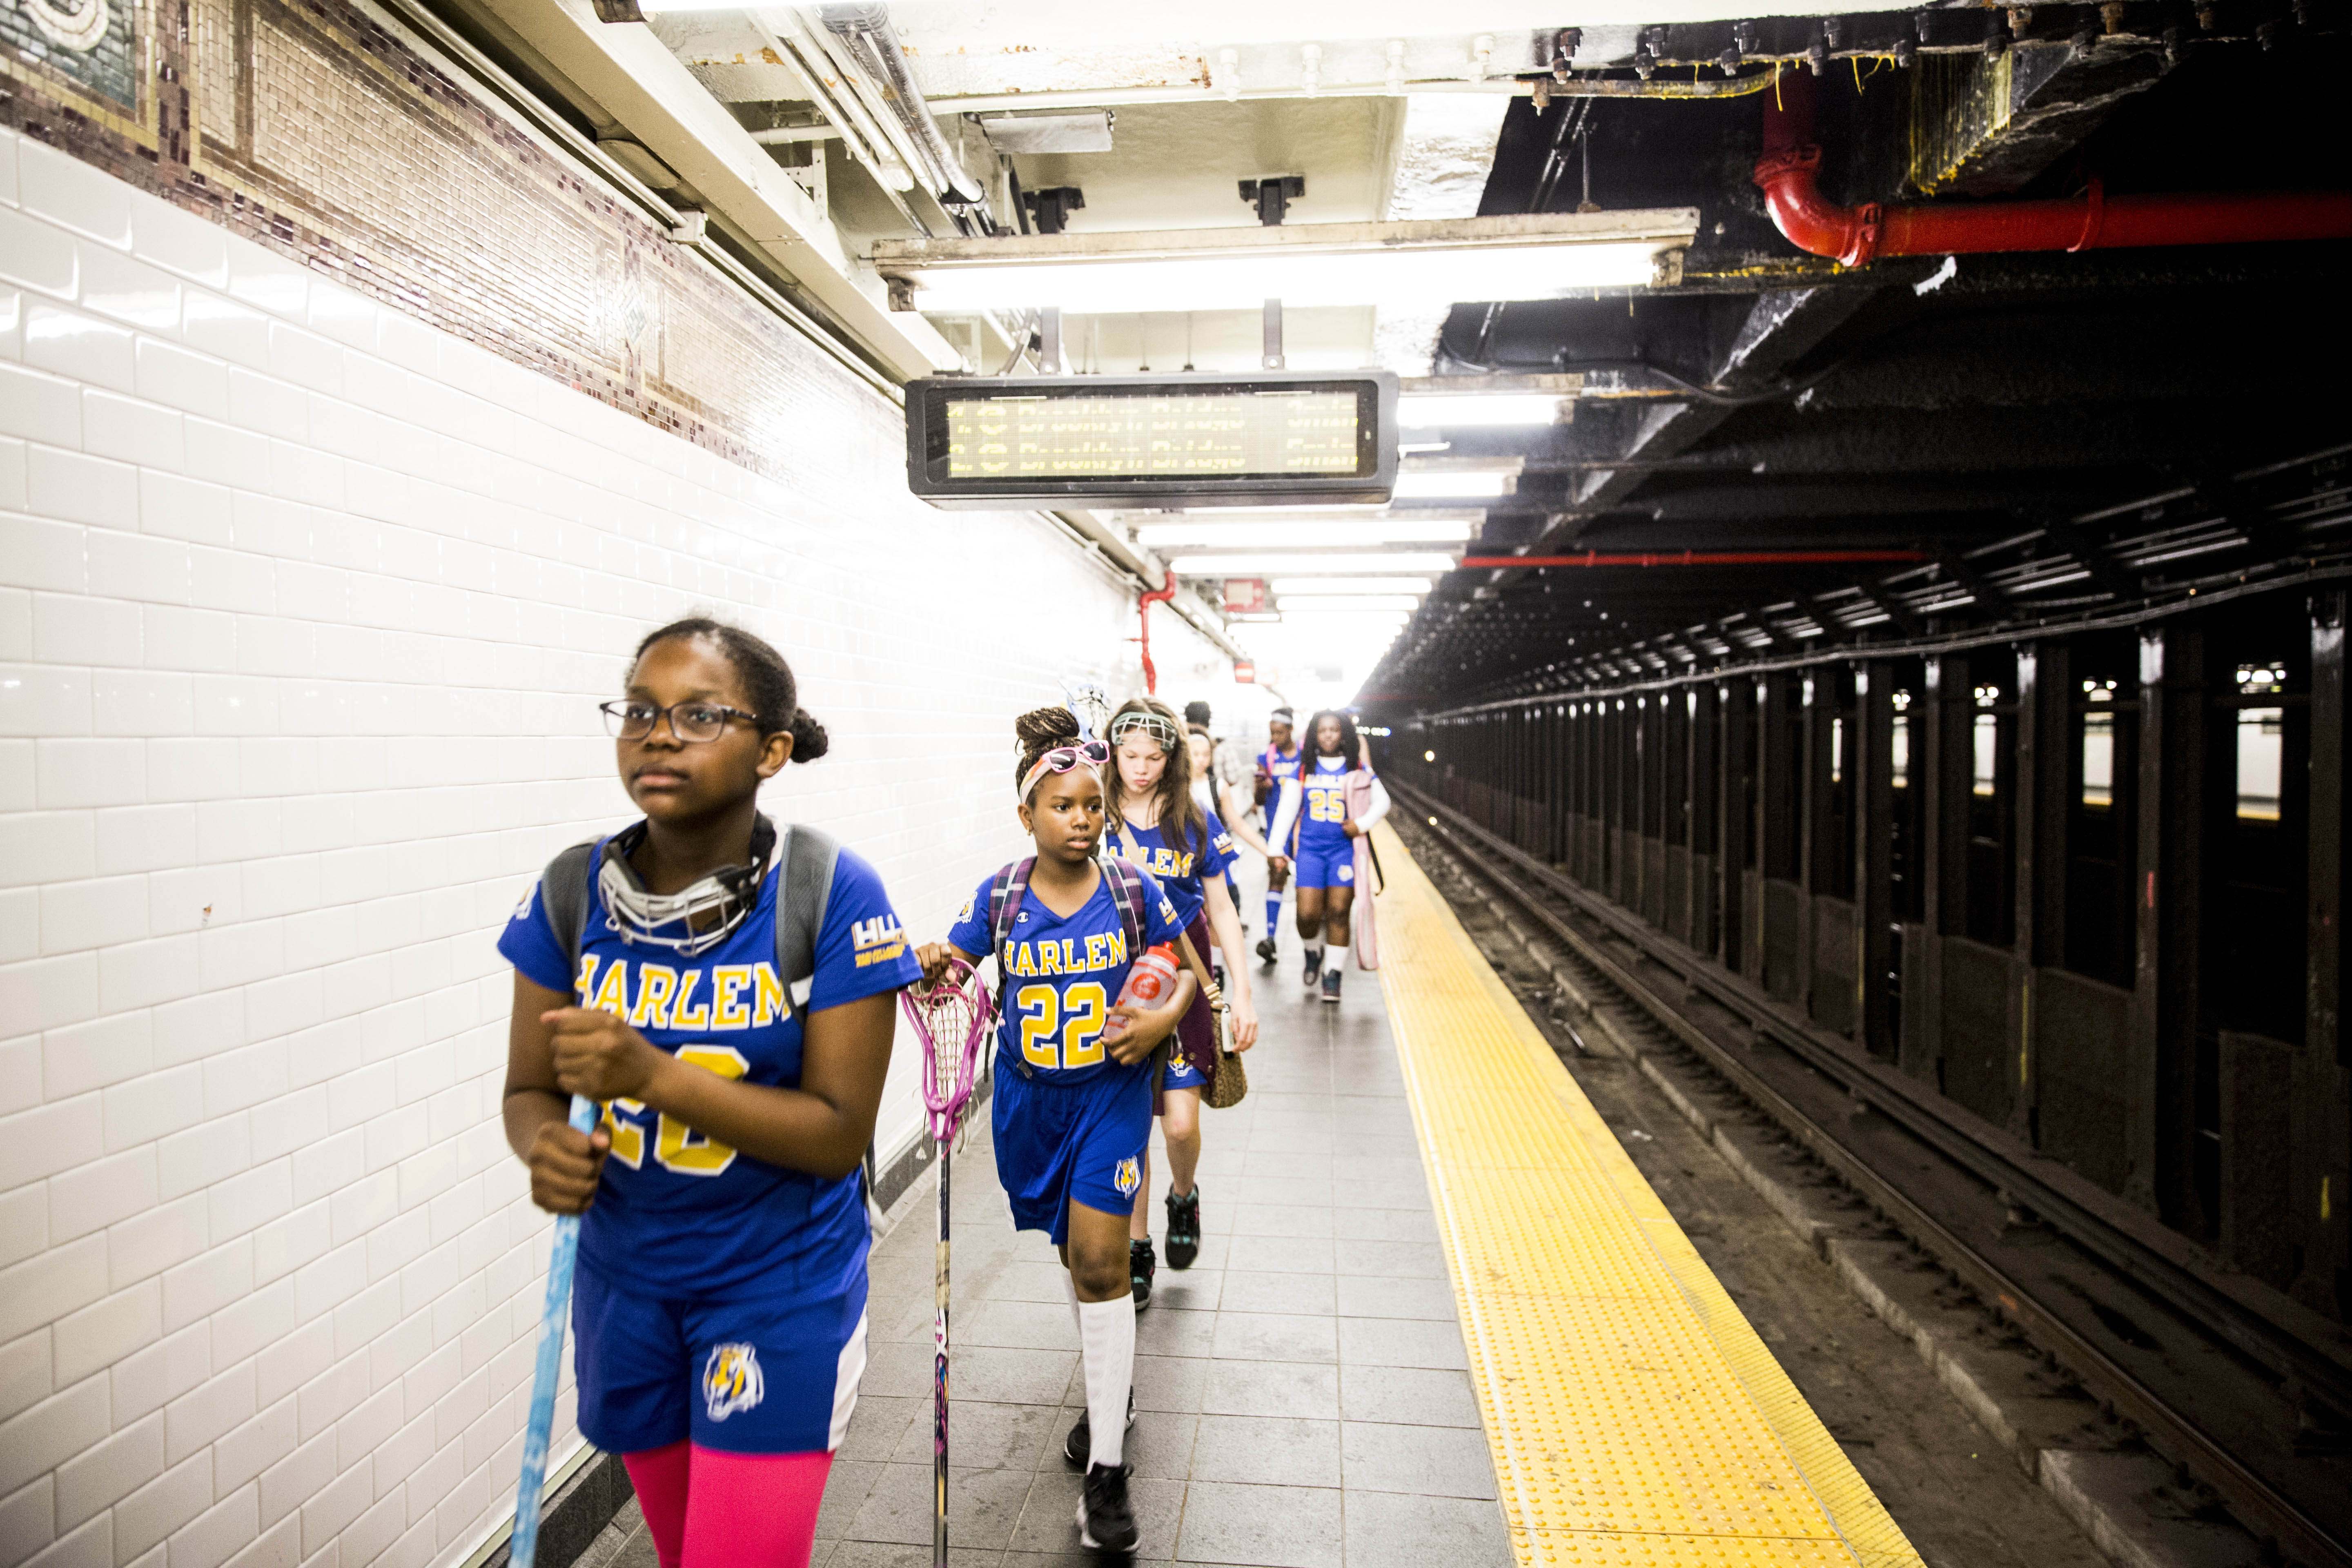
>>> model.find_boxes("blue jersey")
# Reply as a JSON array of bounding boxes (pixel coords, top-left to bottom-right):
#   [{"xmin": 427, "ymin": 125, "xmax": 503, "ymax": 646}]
[
  {"xmin": 499, "ymin": 833, "xmax": 921, "ymax": 1301},
  {"xmin": 1258, "ymin": 742, "xmax": 1302, "ymax": 791},
  {"xmin": 946, "ymin": 865, "xmax": 1185, "ymax": 1085},
  {"xmin": 1107, "ymin": 811, "xmax": 1236, "ymax": 931},
  {"xmin": 1298, "ymin": 756, "xmax": 1359, "ymax": 854}
]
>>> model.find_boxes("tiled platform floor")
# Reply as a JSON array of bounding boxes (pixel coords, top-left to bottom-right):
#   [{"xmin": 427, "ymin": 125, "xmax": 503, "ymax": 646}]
[{"xmin": 572, "ymin": 928, "xmax": 1512, "ymax": 1568}]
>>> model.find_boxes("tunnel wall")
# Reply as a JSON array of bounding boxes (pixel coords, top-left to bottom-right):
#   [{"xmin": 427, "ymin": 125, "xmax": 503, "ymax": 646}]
[
  {"xmin": 0, "ymin": 95, "xmax": 1230, "ymax": 1568},
  {"xmin": 1384, "ymin": 586, "xmax": 2350, "ymax": 1332}
]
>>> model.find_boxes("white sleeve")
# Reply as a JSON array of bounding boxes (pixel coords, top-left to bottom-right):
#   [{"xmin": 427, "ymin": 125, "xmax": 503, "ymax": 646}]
[
  {"xmin": 1267, "ymin": 775, "xmax": 1302, "ymax": 847},
  {"xmin": 1354, "ymin": 777, "xmax": 1392, "ymax": 831}
]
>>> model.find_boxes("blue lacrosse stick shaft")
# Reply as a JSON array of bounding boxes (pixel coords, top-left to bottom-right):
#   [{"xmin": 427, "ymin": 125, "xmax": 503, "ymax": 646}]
[{"xmin": 511, "ymin": 1094, "xmax": 599, "ymax": 1568}]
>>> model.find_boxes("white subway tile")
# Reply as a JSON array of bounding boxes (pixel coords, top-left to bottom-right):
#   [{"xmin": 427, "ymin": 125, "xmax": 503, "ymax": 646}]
[
  {"xmin": 207, "ymin": 1156, "xmax": 293, "ymax": 1238},
  {"xmin": 247, "ymin": 1085, "xmax": 327, "ymax": 1162},
  {"xmin": 221, "ymin": 1511, "xmax": 297, "ymax": 1568},
  {"xmin": 187, "ymin": 545, "xmax": 274, "ymax": 616},
  {"xmin": 0, "ymin": 1327, "xmax": 51, "ymax": 1428},
  {"xmin": 0, "ymin": 1472, "xmax": 52, "ymax": 1564},
  {"xmin": 221, "ymin": 249, "xmax": 307, "ymax": 324},
  {"xmin": 138, "ymin": 473, "xmax": 234, "ymax": 551},
  {"xmin": 0, "ymin": 1370, "xmax": 107, "ymax": 1498},
  {"xmin": 0, "ymin": 206, "xmax": 76, "ymax": 301},
  {"xmin": 51, "ymin": 1406, "xmax": 159, "ymax": 1530},
  {"xmin": 167, "ymin": 1481, "xmax": 258, "ymax": 1568},
  {"xmin": 0, "ymin": 514, "xmax": 87, "ymax": 593},
  {"xmin": 0, "ymin": 890, "xmax": 31, "ymax": 962},
  {"xmin": 250, "ymin": 1201, "xmax": 329, "ymax": 1290},
  {"xmin": 30, "ymin": 592, "xmax": 136, "ymax": 668},
  {"xmin": 78, "ymin": 246, "xmax": 180, "ymax": 336},
  {"xmin": 154, "ymin": 1112, "xmax": 250, "ymax": 1204},
  {"xmin": 42, "ymin": 1011, "xmax": 150, "ymax": 1098},
  {"xmin": 0, "ymin": 292, "xmax": 18, "ymax": 362},
  {"xmin": 266, "ymin": 325, "xmax": 342, "ymax": 397},
  {"xmin": 134, "ymin": 337, "xmax": 230, "ymax": 422},
  {"xmin": 303, "ymin": 289, "xmax": 379, "ymax": 356},
  {"xmin": 111, "ymin": 1450, "xmax": 211, "ymax": 1563},
  {"xmin": 23, "ymin": 1515, "xmax": 109, "ymax": 1568},
  {"xmin": 0, "ymin": 1087, "xmax": 103, "ymax": 1189},
  {"xmin": 33, "ymin": 738, "xmax": 145, "ymax": 810},
  {"xmin": 130, "ymin": 201, "xmax": 229, "ymax": 291},
  {"xmin": 150, "ymin": 989, "xmax": 244, "ymax": 1070},
  {"xmin": 203, "ymin": 1040, "xmax": 288, "ymax": 1119},
  {"xmin": 0, "ymin": 361, "xmax": 81, "ymax": 445},
  {"xmin": 182, "ymin": 292, "xmax": 271, "ymax": 371},
  {"xmin": 207, "ymin": 1281, "xmax": 293, "ymax": 1373},
  {"xmin": 213, "ymin": 1395, "xmax": 295, "ymax": 1494},
  {"xmin": 0, "ymin": 949, "xmax": 98, "ymax": 1032},
  {"xmin": 93, "ymin": 802, "xmax": 196, "ymax": 875},
  {"xmin": 83, "ymin": 526, "xmax": 189, "ymax": 601},
  {"xmin": 257, "ymin": 1428, "xmax": 332, "ymax": 1532},
  {"xmin": 184, "ymin": 417, "xmax": 270, "ymax": 491},
  {"xmin": 141, "ymin": 603, "xmax": 236, "ymax": 672},
  {"xmin": 16, "ymin": 143, "xmax": 130, "ymax": 250},
  {"xmin": 161, "ymin": 1237, "xmax": 252, "ymax": 1332},
  {"xmin": 165, "ymin": 1359, "xmax": 255, "ymax": 1465},
  {"xmin": 226, "ymin": 369, "xmax": 307, "ymax": 442},
  {"xmin": 267, "ymin": 442, "xmax": 343, "ymax": 508},
  {"xmin": 105, "ymin": 1317, "xmax": 206, "ymax": 1427},
  {"xmin": 101, "ymin": 1061, "xmax": 203, "ymax": 1153},
  {"xmin": 48, "ymin": 1146, "xmax": 156, "ymax": 1242},
  {"xmin": 192, "ymin": 675, "xmax": 281, "ymax": 737},
  {"xmin": 23, "ymin": 304, "xmax": 134, "ymax": 394},
  {"xmin": 50, "ymin": 1278, "xmax": 159, "ymax": 1385},
  {"xmin": 96, "ymin": 932, "xmax": 200, "ymax": 1015},
  {"xmin": 81, "ymin": 388, "xmax": 183, "ymax": 470},
  {"xmin": 240, "ymin": 854, "xmax": 319, "ymax": 919}
]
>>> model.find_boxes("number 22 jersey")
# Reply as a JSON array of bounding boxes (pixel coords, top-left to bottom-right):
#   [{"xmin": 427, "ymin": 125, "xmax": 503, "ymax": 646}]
[
  {"xmin": 945, "ymin": 865, "xmax": 1184, "ymax": 1085},
  {"xmin": 499, "ymin": 835, "xmax": 922, "ymax": 1300}
]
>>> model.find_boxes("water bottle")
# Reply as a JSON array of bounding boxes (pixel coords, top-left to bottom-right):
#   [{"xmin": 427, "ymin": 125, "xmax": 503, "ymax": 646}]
[{"xmin": 1103, "ymin": 944, "xmax": 1181, "ymax": 1036}]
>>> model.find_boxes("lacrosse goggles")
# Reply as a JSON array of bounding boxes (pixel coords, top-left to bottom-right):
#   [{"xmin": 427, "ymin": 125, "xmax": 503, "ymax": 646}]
[
  {"xmin": 597, "ymin": 815, "xmax": 773, "ymax": 958},
  {"xmin": 1107, "ymin": 709, "xmax": 1185, "ymax": 753}
]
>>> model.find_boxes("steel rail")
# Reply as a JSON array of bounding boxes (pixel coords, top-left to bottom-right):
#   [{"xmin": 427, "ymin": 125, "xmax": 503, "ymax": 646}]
[{"xmin": 1390, "ymin": 777, "xmax": 2352, "ymax": 1568}]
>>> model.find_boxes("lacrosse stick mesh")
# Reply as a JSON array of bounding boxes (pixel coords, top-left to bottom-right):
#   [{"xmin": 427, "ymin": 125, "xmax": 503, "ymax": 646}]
[{"xmin": 904, "ymin": 959, "xmax": 990, "ymax": 1143}]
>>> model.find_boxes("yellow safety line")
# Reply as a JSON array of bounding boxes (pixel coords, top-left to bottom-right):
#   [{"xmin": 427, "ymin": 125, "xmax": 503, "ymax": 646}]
[{"xmin": 1371, "ymin": 824, "xmax": 1924, "ymax": 1567}]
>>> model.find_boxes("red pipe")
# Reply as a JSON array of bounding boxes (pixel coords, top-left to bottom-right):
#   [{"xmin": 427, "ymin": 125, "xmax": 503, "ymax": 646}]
[
  {"xmin": 1754, "ymin": 73, "xmax": 2352, "ymax": 267},
  {"xmin": 1138, "ymin": 569, "xmax": 1176, "ymax": 694},
  {"xmin": 1461, "ymin": 549, "xmax": 1925, "ymax": 568}
]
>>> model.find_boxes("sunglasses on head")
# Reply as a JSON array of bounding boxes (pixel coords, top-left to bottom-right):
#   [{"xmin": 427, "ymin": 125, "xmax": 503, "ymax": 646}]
[{"xmin": 1020, "ymin": 739, "xmax": 1110, "ymax": 801}]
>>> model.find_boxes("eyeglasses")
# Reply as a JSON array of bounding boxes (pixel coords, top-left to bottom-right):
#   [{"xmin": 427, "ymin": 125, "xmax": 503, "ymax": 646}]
[
  {"xmin": 1109, "ymin": 711, "xmax": 1184, "ymax": 751},
  {"xmin": 1019, "ymin": 739, "xmax": 1110, "ymax": 800},
  {"xmin": 601, "ymin": 700, "xmax": 761, "ymax": 744}
]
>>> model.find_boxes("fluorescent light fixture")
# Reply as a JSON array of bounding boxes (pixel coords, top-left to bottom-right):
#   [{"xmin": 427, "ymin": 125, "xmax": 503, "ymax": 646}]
[
  {"xmin": 1277, "ymin": 595, "xmax": 1423, "ymax": 612},
  {"xmin": 1392, "ymin": 470, "xmax": 1514, "ymax": 499},
  {"xmin": 1271, "ymin": 577, "xmax": 1433, "ymax": 595},
  {"xmin": 1140, "ymin": 520, "xmax": 1474, "ymax": 548},
  {"xmin": 1176, "ymin": 552, "xmax": 1458, "ymax": 576},
  {"xmin": 874, "ymin": 212, "xmax": 1697, "ymax": 313},
  {"xmin": 1397, "ymin": 393, "xmax": 1569, "ymax": 428}
]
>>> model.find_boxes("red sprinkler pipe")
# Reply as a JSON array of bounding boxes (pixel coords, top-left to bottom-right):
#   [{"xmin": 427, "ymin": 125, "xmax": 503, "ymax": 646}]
[
  {"xmin": 1461, "ymin": 549, "xmax": 1925, "ymax": 568},
  {"xmin": 1754, "ymin": 72, "xmax": 2352, "ymax": 267},
  {"xmin": 1138, "ymin": 569, "xmax": 1176, "ymax": 694}
]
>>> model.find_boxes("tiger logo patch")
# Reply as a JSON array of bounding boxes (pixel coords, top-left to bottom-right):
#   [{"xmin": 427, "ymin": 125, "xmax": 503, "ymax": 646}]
[
  {"xmin": 702, "ymin": 1343, "xmax": 764, "ymax": 1421},
  {"xmin": 1113, "ymin": 1156, "xmax": 1142, "ymax": 1198}
]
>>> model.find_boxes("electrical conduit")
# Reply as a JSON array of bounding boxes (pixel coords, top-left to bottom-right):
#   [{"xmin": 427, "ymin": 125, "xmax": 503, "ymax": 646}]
[
  {"xmin": 1138, "ymin": 569, "xmax": 1176, "ymax": 695},
  {"xmin": 1753, "ymin": 72, "xmax": 2352, "ymax": 267}
]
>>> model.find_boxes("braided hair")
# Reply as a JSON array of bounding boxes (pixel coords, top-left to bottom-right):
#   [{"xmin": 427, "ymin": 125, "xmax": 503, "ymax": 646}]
[
  {"xmin": 633, "ymin": 617, "xmax": 828, "ymax": 762},
  {"xmin": 1013, "ymin": 705, "xmax": 1084, "ymax": 797}
]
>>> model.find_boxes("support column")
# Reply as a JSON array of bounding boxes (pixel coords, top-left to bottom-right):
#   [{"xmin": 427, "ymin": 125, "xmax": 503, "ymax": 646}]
[
  {"xmin": 1718, "ymin": 681, "xmax": 1750, "ymax": 972},
  {"xmin": 2295, "ymin": 592, "xmax": 2347, "ymax": 1317},
  {"xmin": 1855, "ymin": 660, "xmax": 1895, "ymax": 1057},
  {"xmin": 2132, "ymin": 623, "xmax": 2207, "ymax": 1225},
  {"xmin": 2010, "ymin": 644, "xmax": 2042, "ymax": 1143}
]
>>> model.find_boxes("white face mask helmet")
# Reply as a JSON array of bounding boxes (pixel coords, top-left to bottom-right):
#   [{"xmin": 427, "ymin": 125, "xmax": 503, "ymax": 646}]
[{"xmin": 597, "ymin": 816, "xmax": 774, "ymax": 958}]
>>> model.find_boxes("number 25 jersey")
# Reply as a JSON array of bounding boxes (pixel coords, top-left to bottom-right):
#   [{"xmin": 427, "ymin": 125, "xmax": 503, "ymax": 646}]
[
  {"xmin": 945, "ymin": 865, "xmax": 1184, "ymax": 1085},
  {"xmin": 499, "ymin": 835, "xmax": 922, "ymax": 1300}
]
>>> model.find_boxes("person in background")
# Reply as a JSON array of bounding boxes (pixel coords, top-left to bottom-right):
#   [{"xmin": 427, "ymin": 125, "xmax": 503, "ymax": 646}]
[
  {"xmin": 1252, "ymin": 707, "xmax": 1303, "ymax": 963},
  {"xmin": 1266, "ymin": 709, "xmax": 1392, "ymax": 1004}
]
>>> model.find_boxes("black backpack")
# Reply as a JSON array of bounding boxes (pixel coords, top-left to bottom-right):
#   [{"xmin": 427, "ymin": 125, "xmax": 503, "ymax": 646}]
[{"xmin": 537, "ymin": 814, "xmax": 841, "ymax": 1027}]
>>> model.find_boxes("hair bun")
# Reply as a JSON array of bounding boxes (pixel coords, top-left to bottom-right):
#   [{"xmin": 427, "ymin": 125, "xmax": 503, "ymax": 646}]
[
  {"xmin": 787, "ymin": 709, "xmax": 829, "ymax": 763},
  {"xmin": 1014, "ymin": 706, "xmax": 1082, "ymax": 750}
]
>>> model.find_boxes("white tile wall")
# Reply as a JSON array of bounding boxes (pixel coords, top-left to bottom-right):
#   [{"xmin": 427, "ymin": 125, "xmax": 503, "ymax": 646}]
[{"xmin": 0, "ymin": 132, "xmax": 1228, "ymax": 1568}]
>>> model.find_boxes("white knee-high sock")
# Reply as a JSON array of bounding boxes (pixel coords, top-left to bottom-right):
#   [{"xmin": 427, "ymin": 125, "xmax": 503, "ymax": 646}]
[
  {"xmin": 1078, "ymin": 1296, "xmax": 1136, "ymax": 1468},
  {"xmin": 1324, "ymin": 943, "xmax": 1348, "ymax": 977},
  {"xmin": 1062, "ymin": 1271, "xmax": 1082, "ymax": 1339}
]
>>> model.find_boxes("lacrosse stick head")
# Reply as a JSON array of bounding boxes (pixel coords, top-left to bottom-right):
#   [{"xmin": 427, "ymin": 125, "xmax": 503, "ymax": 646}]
[
  {"xmin": 1060, "ymin": 677, "xmax": 1110, "ymax": 742},
  {"xmin": 902, "ymin": 958, "xmax": 993, "ymax": 1143}
]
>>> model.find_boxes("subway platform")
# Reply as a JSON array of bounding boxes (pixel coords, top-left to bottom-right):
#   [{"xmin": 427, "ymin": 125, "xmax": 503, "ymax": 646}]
[{"xmin": 574, "ymin": 827, "xmax": 1921, "ymax": 1567}]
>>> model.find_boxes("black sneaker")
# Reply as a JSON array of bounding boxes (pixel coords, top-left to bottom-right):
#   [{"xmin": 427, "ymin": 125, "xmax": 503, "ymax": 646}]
[
  {"xmin": 1303, "ymin": 951, "xmax": 1322, "ymax": 991},
  {"xmin": 1255, "ymin": 935, "xmax": 1278, "ymax": 964},
  {"xmin": 1129, "ymin": 1238, "xmax": 1156, "ymax": 1309},
  {"xmin": 1076, "ymin": 1462, "xmax": 1140, "ymax": 1552},
  {"xmin": 1321, "ymin": 968, "xmax": 1342, "ymax": 1005},
  {"xmin": 1164, "ymin": 1186, "xmax": 1200, "ymax": 1270},
  {"xmin": 1062, "ymin": 1388, "xmax": 1137, "ymax": 1468}
]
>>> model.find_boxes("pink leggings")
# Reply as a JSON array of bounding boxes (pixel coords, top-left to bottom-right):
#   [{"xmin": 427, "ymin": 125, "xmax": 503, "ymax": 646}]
[{"xmin": 621, "ymin": 1441, "xmax": 832, "ymax": 1568}]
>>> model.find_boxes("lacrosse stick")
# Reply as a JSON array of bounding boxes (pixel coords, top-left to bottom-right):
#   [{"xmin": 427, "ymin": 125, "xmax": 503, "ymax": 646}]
[
  {"xmin": 510, "ymin": 1092, "xmax": 600, "ymax": 1568},
  {"xmin": 1060, "ymin": 677, "xmax": 1110, "ymax": 742},
  {"xmin": 901, "ymin": 959, "xmax": 996, "ymax": 1568}
]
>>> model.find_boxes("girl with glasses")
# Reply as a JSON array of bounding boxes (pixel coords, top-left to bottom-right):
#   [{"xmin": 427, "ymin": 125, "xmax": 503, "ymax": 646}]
[
  {"xmin": 1100, "ymin": 697, "xmax": 1259, "ymax": 1308},
  {"xmin": 917, "ymin": 705, "xmax": 1194, "ymax": 1554},
  {"xmin": 497, "ymin": 618, "xmax": 920, "ymax": 1568}
]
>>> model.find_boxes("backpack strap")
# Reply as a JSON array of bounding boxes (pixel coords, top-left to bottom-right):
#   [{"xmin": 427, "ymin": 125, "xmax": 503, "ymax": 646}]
[
  {"xmin": 542, "ymin": 839, "xmax": 601, "ymax": 998},
  {"xmin": 1100, "ymin": 856, "xmax": 1148, "ymax": 960},
  {"xmin": 986, "ymin": 858, "xmax": 1036, "ymax": 1078},
  {"xmin": 771, "ymin": 820, "xmax": 841, "ymax": 1028}
]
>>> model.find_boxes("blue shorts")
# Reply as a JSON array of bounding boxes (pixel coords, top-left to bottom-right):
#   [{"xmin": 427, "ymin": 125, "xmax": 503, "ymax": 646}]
[
  {"xmin": 1162, "ymin": 1049, "xmax": 1209, "ymax": 1093},
  {"xmin": 1293, "ymin": 840, "xmax": 1356, "ymax": 891},
  {"xmin": 571, "ymin": 1262, "xmax": 869, "ymax": 1456},
  {"xmin": 993, "ymin": 1056, "xmax": 1152, "ymax": 1242}
]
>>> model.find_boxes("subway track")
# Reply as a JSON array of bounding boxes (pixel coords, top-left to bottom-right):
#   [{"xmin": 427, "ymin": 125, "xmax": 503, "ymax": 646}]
[{"xmin": 1388, "ymin": 779, "xmax": 2352, "ymax": 1568}]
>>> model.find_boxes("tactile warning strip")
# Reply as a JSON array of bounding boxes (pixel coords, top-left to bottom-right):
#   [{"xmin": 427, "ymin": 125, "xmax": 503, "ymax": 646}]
[{"xmin": 1370, "ymin": 824, "xmax": 1924, "ymax": 1568}]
